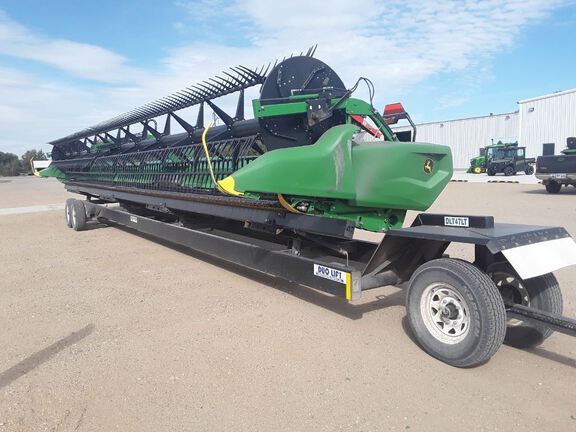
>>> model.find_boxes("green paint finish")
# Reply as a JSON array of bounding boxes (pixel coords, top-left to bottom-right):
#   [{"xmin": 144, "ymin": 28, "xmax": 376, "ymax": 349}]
[
  {"xmin": 253, "ymin": 100, "xmax": 310, "ymax": 117},
  {"xmin": 253, "ymin": 97, "xmax": 396, "ymax": 142},
  {"xmin": 231, "ymin": 124, "xmax": 452, "ymax": 213},
  {"xmin": 39, "ymin": 164, "xmax": 66, "ymax": 179}
]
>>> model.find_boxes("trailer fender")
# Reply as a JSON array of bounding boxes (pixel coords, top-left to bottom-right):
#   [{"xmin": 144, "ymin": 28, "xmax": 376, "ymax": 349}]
[
  {"xmin": 500, "ymin": 237, "xmax": 576, "ymax": 280},
  {"xmin": 381, "ymin": 214, "xmax": 576, "ymax": 282}
]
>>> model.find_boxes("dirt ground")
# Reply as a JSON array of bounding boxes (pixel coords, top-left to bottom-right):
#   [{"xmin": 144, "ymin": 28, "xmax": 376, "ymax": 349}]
[{"xmin": 0, "ymin": 177, "xmax": 575, "ymax": 432}]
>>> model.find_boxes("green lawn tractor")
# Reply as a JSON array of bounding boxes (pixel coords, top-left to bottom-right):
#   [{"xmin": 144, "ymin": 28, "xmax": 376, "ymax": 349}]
[{"xmin": 467, "ymin": 154, "xmax": 487, "ymax": 174}]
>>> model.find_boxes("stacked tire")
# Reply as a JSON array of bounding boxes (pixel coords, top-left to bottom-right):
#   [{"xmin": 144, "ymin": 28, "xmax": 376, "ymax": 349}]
[{"xmin": 64, "ymin": 199, "xmax": 87, "ymax": 231}]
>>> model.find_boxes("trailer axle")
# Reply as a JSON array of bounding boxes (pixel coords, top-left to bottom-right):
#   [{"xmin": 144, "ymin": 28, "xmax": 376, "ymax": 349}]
[{"xmin": 506, "ymin": 303, "xmax": 576, "ymax": 337}]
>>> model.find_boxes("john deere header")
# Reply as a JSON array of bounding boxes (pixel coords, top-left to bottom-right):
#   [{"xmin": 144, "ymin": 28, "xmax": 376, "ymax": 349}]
[{"xmin": 43, "ymin": 48, "xmax": 452, "ymax": 232}]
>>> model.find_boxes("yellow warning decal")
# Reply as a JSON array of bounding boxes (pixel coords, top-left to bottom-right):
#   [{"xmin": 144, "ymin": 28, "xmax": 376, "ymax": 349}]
[
  {"xmin": 313, "ymin": 264, "xmax": 351, "ymax": 300},
  {"xmin": 345, "ymin": 272, "xmax": 352, "ymax": 301}
]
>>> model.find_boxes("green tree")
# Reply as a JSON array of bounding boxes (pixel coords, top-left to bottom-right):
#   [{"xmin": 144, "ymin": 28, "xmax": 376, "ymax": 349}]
[
  {"xmin": 20, "ymin": 149, "xmax": 48, "ymax": 174},
  {"xmin": 0, "ymin": 152, "xmax": 22, "ymax": 176}
]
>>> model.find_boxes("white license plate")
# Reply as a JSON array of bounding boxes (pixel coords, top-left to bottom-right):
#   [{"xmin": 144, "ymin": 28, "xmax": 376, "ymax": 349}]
[
  {"xmin": 550, "ymin": 173, "xmax": 567, "ymax": 179},
  {"xmin": 444, "ymin": 216, "xmax": 469, "ymax": 227}
]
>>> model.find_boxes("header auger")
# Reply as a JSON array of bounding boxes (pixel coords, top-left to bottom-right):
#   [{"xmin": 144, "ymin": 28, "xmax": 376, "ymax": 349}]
[{"xmin": 46, "ymin": 49, "xmax": 576, "ymax": 368}]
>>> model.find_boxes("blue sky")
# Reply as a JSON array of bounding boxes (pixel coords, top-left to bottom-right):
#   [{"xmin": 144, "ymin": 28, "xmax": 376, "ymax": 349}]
[{"xmin": 0, "ymin": 0, "xmax": 575, "ymax": 155}]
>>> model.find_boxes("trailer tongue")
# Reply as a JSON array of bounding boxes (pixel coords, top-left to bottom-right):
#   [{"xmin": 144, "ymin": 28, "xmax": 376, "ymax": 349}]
[{"xmin": 46, "ymin": 49, "xmax": 576, "ymax": 367}]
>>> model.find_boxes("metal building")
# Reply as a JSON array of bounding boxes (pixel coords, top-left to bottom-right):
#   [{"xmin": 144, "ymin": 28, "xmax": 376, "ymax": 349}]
[
  {"xmin": 392, "ymin": 88, "xmax": 576, "ymax": 169},
  {"xmin": 518, "ymin": 89, "xmax": 576, "ymax": 158},
  {"xmin": 392, "ymin": 112, "xmax": 519, "ymax": 168}
]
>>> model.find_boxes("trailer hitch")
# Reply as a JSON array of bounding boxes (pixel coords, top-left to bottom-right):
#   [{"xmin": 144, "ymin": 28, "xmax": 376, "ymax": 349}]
[{"xmin": 506, "ymin": 303, "xmax": 576, "ymax": 337}]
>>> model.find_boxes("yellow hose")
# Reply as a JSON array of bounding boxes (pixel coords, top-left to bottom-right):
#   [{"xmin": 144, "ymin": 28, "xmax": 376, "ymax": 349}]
[
  {"xmin": 277, "ymin": 193, "xmax": 304, "ymax": 214},
  {"xmin": 201, "ymin": 122, "xmax": 244, "ymax": 196},
  {"xmin": 202, "ymin": 124, "xmax": 301, "ymax": 211},
  {"xmin": 201, "ymin": 122, "xmax": 223, "ymax": 192}
]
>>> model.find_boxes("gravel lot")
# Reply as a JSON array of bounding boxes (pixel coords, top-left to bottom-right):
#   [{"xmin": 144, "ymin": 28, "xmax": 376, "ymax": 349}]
[{"xmin": 1, "ymin": 176, "xmax": 575, "ymax": 432}]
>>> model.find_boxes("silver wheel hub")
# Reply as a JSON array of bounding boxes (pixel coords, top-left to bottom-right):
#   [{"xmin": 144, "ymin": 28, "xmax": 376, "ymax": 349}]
[
  {"xmin": 420, "ymin": 283, "xmax": 470, "ymax": 344},
  {"xmin": 492, "ymin": 272, "xmax": 530, "ymax": 326}
]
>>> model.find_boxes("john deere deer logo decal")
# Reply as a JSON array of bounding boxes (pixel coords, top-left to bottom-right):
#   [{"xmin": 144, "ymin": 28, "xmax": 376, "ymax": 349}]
[{"xmin": 423, "ymin": 158, "xmax": 434, "ymax": 174}]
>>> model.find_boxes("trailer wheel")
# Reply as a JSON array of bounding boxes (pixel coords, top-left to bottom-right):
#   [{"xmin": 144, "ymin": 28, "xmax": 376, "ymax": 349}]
[
  {"xmin": 65, "ymin": 199, "xmax": 75, "ymax": 228},
  {"xmin": 489, "ymin": 264, "xmax": 563, "ymax": 348},
  {"xmin": 525, "ymin": 165, "xmax": 534, "ymax": 175},
  {"xmin": 545, "ymin": 182, "xmax": 561, "ymax": 194},
  {"xmin": 406, "ymin": 258, "xmax": 506, "ymax": 368},
  {"xmin": 504, "ymin": 166, "xmax": 514, "ymax": 176},
  {"xmin": 71, "ymin": 200, "xmax": 87, "ymax": 231}
]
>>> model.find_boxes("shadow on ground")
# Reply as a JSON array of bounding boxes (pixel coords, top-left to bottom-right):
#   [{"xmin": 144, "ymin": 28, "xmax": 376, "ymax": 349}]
[
  {"xmin": 523, "ymin": 186, "xmax": 576, "ymax": 195},
  {"xmin": 0, "ymin": 324, "xmax": 95, "ymax": 389}
]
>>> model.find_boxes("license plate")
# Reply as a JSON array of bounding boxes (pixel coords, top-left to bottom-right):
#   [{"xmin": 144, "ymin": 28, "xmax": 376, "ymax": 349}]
[
  {"xmin": 444, "ymin": 216, "xmax": 469, "ymax": 227},
  {"xmin": 550, "ymin": 173, "xmax": 567, "ymax": 179}
]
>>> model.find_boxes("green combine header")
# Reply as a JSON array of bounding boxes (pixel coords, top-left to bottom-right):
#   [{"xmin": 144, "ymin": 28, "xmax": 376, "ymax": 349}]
[
  {"xmin": 44, "ymin": 51, "xmax": 451, "ymax": 232},
  {"xmin": 45, "ymin": 49, "xmax": 576, "ymax": 368}
]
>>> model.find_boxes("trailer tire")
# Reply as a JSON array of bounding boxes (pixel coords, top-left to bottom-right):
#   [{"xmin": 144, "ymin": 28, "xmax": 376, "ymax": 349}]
[
  {"xmin": 489, "ymin": 264, "xmax": 563, "ymax": 348},
  {"xmin": 406, "ymin": 258, "xmax": 506, "ymax": 368},
  {"xmin": 545, "ymin": 182, "xmax": 561, "ymax": 194},
  {"xmin": 524, "ymin": 166, "xmax": 534, "ymax": 175},
  {"xmin": 65, "ymin": 199, "xmax": 75, "ymax": 228},
  {"xmin": 71, "ymin": 200, "xmax": 87, "ymax": 231},
  {"xmin": 504, "ymin": 166, "xmax": 514, "ymax": 176}
]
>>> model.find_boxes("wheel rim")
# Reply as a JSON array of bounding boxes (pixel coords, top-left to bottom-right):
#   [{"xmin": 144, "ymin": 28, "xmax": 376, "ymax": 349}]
[
  {"xmin": 72, "ymin": 206, "xmax": 77, "ymax": 226},
  {"xmin": 66, "ymin": 206, "xmax": 71, "ymax": 225},
  {"xmin": 420, "ymin": 283, "xmax": 471, "ymax": 344},
  {"xmin": 491, "ymin": 271, "xmax": 530, "ymax": 326}
]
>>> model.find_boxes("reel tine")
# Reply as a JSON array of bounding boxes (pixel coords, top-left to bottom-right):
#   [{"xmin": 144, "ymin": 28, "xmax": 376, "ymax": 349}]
[
  {"xmin": 208, "ymin": 77, "xmax": 227, "ymax": 92},
  {"xmin": 237, "ymin": 65, "xmax": 260, "ymax": 80},
  {"xmin": 199, "ymin": 81, "xmax": 220, "ymax": 94},
  {"xmin": 48, "ymin": 48, "xmax": 311, "ymax": 147},
  {"xmin": 191, "ymin": 84, "xmax": 211, "ymax": 98},
  {"xmin": 222, "ymin": 70, "xmax": 243, "ymax": 86},
  {"xmin": 181, "ymin": 88, "xmax": 202, "ymax": 100},
  {"xmin": 230, "ymin": 66, "xmax": 252, "ymax": 83}
]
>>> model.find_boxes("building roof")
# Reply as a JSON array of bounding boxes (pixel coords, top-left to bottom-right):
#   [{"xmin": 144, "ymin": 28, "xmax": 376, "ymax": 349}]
[
  {"xmin": 518, "ymin": 88, "xmax": 576, "ymax": 104},
  {"xmin": 391, "ymin": 111, "xmax": 518, "ymax": 129}
]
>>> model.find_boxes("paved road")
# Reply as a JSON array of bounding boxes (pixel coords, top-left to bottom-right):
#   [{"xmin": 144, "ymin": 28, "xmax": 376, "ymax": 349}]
[{"xmin": 0, "ymin": 177, "xmax": 575, "ymax": 431}]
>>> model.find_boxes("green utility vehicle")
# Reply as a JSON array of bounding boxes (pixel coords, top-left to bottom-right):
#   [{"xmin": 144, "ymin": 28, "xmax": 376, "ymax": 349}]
[
  {"xmin": 485, "ymin": 143, "xmax": 535, "ymax": 176},
  {"xmin": 467, "ymin": 141, "xmax": 520, "ymax": 174}
]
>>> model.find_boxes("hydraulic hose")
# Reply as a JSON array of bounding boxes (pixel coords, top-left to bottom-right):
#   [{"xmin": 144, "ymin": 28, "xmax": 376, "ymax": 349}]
[
  {"xmin": 202, "ymin": 122, "xmax": 303, "ymax": 212},
  {"xmin": 201, "ymin": 122, "xmax": 243, "ymax": 196}
]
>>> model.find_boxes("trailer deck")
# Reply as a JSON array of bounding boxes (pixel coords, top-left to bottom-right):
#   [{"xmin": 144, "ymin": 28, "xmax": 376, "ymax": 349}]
[{"xmin": 66, "ymin": 198, "xmax": 576, "ymax": 344}]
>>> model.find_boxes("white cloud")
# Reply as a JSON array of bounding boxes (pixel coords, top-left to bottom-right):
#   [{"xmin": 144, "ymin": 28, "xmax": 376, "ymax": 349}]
[
  {"xmin": 0, "ymin": 0, "xmax": 570, "ymax": 156},
  {"xmin": 0, "ymin": 11, "xmax": 144, "ymax": 83}
]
